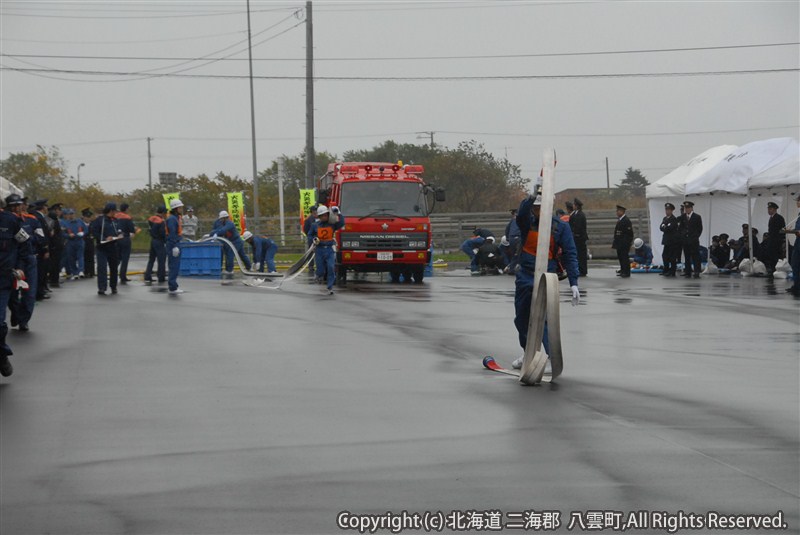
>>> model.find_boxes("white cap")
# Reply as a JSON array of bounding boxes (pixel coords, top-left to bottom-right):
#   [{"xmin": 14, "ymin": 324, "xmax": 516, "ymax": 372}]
[
  {"xmin": 169, "ymin": 198, "xmax": 184, "ymax": 209},
  {"xmin": 218, "ymin": 210, "xmax": 230, "ymax": 219},
  {"xmin": 316, "ymin": 205, "xmax": 330, "ymax": 216},
  {"xmin": 241, "ymin": 230, "xmax": 253, "ymax": 240},
  {"xmin": 634, "ymin": 238, "xmax": 644, "ymax": 249}
]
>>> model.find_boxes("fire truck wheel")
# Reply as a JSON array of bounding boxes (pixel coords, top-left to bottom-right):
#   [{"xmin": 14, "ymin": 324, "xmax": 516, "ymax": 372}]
[
  {"xmin": 336, "ymin": 266, "xmax": 347, "ymax": 287},
  {"xmin": 411, "ymin": 268, "xmax": 425, "ymax": 284},
  {"xmin": 390, "ymin": 270, "xmax": 402, "ymax": 283}
]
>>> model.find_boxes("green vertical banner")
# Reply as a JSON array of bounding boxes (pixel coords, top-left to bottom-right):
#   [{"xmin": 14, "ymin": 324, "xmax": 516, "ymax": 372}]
[
  {"xmin": 162, "ymin": 192, "xmax": 180, "ymax": 211},
  {"xmin": 227, "ymin": 192, "xmax": 246, "ymax": 234},
  {"xmin": 300, "ymin": 189, "xmax": 316, "ymax": 236}
]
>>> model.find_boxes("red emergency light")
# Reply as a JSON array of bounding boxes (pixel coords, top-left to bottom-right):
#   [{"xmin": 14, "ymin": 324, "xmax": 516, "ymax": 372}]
[{"xmin": 404, "ymin": 165, "xmax": 423, "ymax": 174}]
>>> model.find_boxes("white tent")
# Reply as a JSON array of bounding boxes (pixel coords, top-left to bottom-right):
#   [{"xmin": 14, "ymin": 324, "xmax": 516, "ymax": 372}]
[
  {"xmin": 645, "ymin": 145, "xmax": 738, "ymax": 262},
  {"xmin": 0, "ymin": 176, "xmax": 24, "ymax": 200},
  {"xmin": 686, "ymin": 138, "xmax": 800, "ymax": 262}
]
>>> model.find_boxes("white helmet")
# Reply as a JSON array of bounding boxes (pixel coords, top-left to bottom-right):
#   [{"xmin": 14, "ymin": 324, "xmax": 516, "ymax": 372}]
[
  {"xmin": 218, "ymin": 210, "xmax": 230, "ymax": 219},
  {"xmin": 316, "ymin": 205, "xmax": 330, "ymax": 216},
  {"xmin": 634, "ymin": 238, "xmax": 644, "ymax": 249},
  {"xmin": 241, "ymin": 230, "xmax": 253, "ymax": 241},
  {"xmin": 486, "ymin": 236, "xmax": 496, "ymax": 243},
  {"xmin": 169, "ymin": 198, "xmax": 184, "ymax": 209}
]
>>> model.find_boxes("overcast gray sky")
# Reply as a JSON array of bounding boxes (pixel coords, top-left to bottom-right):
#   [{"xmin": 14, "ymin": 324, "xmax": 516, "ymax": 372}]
[{"xmin": 1, "ymin": 0, "xmax": 798, "ymax": 195}]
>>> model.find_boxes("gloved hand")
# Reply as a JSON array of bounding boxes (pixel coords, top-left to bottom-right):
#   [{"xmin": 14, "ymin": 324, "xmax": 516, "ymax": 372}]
[
  {"xmin": 202, "ymin": 234, "xmax": 210, "ymax": 239},
  {"xmin": 172, "ymin": 247, "xmax": 180, "ymax": 257},
  {"xmin": 210, "ymin": 234, "xmax": 219, "ymax": 241},
  {"xmin": 12, "ymin": 269, "xmax": 24, "ymax": 280},
  {"xmin": 331, "ymin": 205, "xmax": 340, "ymax": 214},
  {"xmin": 253, "ymin": 262, "xmax": 261, "ymax": 271},
  {"xmin": 77, "ymin": 231, "xmax": 84, "ymax": 237},
  {"xmin": 570, "ymin": 285, "xmax": 580, "ymax": 306},
  {"xmin": 313, "ymin": 237, "xmax": 320, "ymax": 245}
]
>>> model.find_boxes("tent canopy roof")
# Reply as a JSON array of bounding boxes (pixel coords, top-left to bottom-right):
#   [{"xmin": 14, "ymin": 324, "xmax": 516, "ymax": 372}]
[{"xmin": 645, "ymin": 145, "xmax": 737, "ymax": 198}]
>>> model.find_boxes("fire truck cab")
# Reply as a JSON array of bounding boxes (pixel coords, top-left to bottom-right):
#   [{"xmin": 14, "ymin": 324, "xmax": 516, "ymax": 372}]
[{"xmin": 316, "ymin": 162, "xmax": 444, "ymax": 284}]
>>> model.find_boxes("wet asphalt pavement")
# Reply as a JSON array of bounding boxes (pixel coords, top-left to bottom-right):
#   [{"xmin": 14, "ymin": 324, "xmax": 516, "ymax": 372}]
[{"xmin": 1, "ymin": 261, "xmax": 798, "ymax": 534}]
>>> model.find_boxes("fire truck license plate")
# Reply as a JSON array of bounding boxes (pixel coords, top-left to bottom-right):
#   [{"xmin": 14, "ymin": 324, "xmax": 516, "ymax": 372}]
[{"xmin": 377, "ymin": 252, "xmax": 393, "ymax": 261}]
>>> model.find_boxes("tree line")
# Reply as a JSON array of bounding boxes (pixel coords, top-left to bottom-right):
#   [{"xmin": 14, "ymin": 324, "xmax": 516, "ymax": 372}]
[{"xmin": 1, "ymin": 140, "xmax": 648, "ymax": 222}]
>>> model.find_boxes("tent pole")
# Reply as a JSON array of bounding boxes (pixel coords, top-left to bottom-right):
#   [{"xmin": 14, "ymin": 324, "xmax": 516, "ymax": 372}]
[
  {"xmin": 785, "ymin": 186, "xmax": 790, "ymax": 259},
  {"xmin": 747, "ymin": 188, "xmax": 754, "ymax": 265}
]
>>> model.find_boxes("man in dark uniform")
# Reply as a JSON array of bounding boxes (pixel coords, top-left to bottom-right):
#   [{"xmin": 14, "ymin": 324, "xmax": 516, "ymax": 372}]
[
  {"xmin": 569, "ymin": 198, "xmax": 589, "ymax": 276},
  {"xmin": 6, "ymin": 195, "xmax": 39, "ymax": 332},
  {"xmin": 764, "ymin": 201, "xmax": 786, "ymax": 277},
  {"xmin": 612, "ymin": 204, "xmax": 633, "ymax": 278},
  {"xmin": 659, "ymin": 202, "xmax": 681, "ymax": 276},
  {"xmin": 679, "ymin": 200, "xmax": 703, "ymax": 278},
  {"xmin": 29, "ymin": 199, "xmax": 51, "ymax": 300},
  {"xmin": 0, "ymin": 201, "xmax": 25, "ymax": 377},
  {"xmin": 89, "ymin": 202, "xmax": 122, "ymax": 295},
  {"xmin": 115, "ymin": 202, "xmax": 138, "ymax": 283},
  {"xmin": 81, "ymin": 208, "xmax": 95, "ymax": 278},
  {"xmin": 47, "ymin": 202, "xmax": 65, "ymax": 288}
]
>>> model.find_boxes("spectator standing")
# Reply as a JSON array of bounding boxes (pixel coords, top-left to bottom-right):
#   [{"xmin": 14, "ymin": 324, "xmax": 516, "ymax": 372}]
[
  {"xmin": 29, "ymin": 200, "xmax": 51, "ymax": 300},
  {"xmin": 679, "ymin": 201, "xmax": 703, "ymax": 278},
  {"xmin": 47, "ymin": 203, "xmax": 65, "ymax": 288},
  {"xmin": 612, "ymin": 205, "xmax": 633, "ymax": 278},
  {"xmin": 181, "ymin": 207, "xmax": 199, "ymax": 240},
  {"xmin": 569, "ymin": 198, "xmax": 589, "ymax": 276},
  {"xmin": 764, "ymin": 201, "xmax": 786, "ymax": 277},
  {"xmin": 659, "ymin": 202, "xmax": 680, "ymax": 276},
  {"xmin": 81, "ymin": 209, "xmax": 95, "ymax": 278}
]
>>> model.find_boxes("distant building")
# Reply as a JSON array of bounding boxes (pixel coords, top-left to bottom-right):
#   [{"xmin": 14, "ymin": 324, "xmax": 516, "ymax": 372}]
[{"xmin": 158, "ymin": 172, "xmax": 178, "ymax": 189}]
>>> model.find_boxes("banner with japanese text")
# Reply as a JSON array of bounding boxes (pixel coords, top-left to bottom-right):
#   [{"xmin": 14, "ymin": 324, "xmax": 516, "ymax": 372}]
[
  {"xmin": 299, "ymin": 189, "xmax": 316, "ymax": 236},
  {"xmin": 226, "ymin": 192, "xmax": 246, "ymax": 234},
  {"xmin": 162, "ymin": 192, "xmax": 180, "ymax": 212}
]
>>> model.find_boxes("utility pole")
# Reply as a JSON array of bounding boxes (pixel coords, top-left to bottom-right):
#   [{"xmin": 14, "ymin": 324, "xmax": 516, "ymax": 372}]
[
  {"xmin": 278, "ymin": 156, "xmax": 286, "ymax": 246},
  {"xmin": 147, "ymin": 137, "xmax": 152, "ymax": 189},
  {"xmin": 77, "ymin": 162, "xmax": 85, "ymax": 189},
  {"xmin": 304, "ymin": 1, "xmax": 315, "ymax": 190},
  {"xmin": 605, "ymin": 157, "xmax": 610, "ymax": 192},
  {"xmin": 416, "ymin": 131, "xmax": 435, "ymax": 149},
  {"xmin": 246, "ymin": 0, "xmax": 260, "ymax": 225}
]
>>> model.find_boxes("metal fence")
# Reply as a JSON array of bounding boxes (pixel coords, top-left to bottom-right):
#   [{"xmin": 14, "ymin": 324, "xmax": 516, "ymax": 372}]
[{"xmin": 196, "ymin": 209, "xmax": 651, "ymax": 259}]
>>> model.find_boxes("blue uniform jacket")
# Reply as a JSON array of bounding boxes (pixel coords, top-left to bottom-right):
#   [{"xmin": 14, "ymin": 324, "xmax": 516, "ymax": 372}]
[
  {"xmin": 65, "ymin": 219, "xmax": 87, "ymax": 240},
  {"xmin": 310, "ymin": 214, "xmax": 345, "ymax": 246},
  {"xmin": 166, "ymin": 215, "xmax": 182, "ymax": 249},
  {"xmin": 89, "ymin": 215, "xmax": 120, "ymax": 246},
  {"xmin": 632, "ymin": 245, "xmax": 654, "ymax": 265},
  {"xmin": 516, "ymin": 196, "xmax": 579, "ymax": 287},
  {"xmin": 252, "ymin": 235, "xmax": 276, "ymax": 258},
  {"xmin": 0, "ymin": 210, "xmax": 24, "ymax": 290},
  {"xmin": 211, "ymin": 219, "xmax": 242, "ymax": 243}
]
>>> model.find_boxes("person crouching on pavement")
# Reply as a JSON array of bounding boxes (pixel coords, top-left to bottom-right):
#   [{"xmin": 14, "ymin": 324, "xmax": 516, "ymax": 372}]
[
  {"xmin": 461, "ymin": 226, "xmax": 493, "ymax": 275},
  {"xmin": 242, "ymin": 230, "xmax": 279, "ymax": 274},
  {"xmin": 511, "ymin": 192, "xmax": 579, "ymax": 370},
  {"xmin": 207, "ymin": 210, "xmax": 251, "ymax": 274},
  {"xmin": 166, "ymin": 199, "xmax": 184, "ymax": 294},
  {"xmin": 310, "ymin": 205, "xmax": 344, "ymax": 295},
  {"xmin": 0, "ymin": 199, "xmax": 25, "ymax": 377},
  {"xmin": 630, "ymin": 238, "xmax": 653, "ymax": 266},
  {"xmin": 475, "ymin": 235, "xmax": 504, "ymax": 275}
]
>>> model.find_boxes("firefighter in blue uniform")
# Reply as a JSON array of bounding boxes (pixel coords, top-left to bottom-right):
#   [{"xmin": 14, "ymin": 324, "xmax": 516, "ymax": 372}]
[
  {"xmin": 63, "ymin": 208, "xmax": 88, "ymax": 279},
  {"xmin": 310, "ymin": 204, "xmax": 344, "ymax": 294},
  {"xmin": 116, "ymin": 203, "xmax": 138, "ymax": 283},
  {"xmin": 166, "ymin": 199, "xmax": 184, "ymax": 294},
  {"xmin": 89, "ymin": 202, "xmax": 122, "ymax": 295},
  {"xmin": 0, "ymin": 202, "xmax": 25, "ymax": 377},
  {"xmin": 6, "ymin": 195, "xmax": 38, "ymax": 332},
  {"xmin": 29, "ymin": 200, "xmax": 51, "ymax": 300},
  {"xmin": 242, "ymin": 230, "xmax": 279, "ymax": 274},
  {"xmin": 144, "ymin": 206, "xmax": 167, "ymax": 285},
  {"xmin": 461, "ymin": 226, "xmax": 494, "ymax": 274},
  {"xmin": 208, "ymin": 210, "xmax": 251, "ymax": 273},
  {"xmin": 511, "ymin": 192, "xmax": 580, "ymax": 370}
]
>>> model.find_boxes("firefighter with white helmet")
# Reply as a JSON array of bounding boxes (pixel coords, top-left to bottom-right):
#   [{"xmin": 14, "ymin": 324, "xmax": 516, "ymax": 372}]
[
  {"xmin": 630, "ymin": 237, "xmax": 654, "ymax": 266},
  {"xmin": 242, "ymin": 230, "xmax": 279, "ymax": 274},
  {"xmin": 207, "ymin": 209, "xmax": 252, "ymax": 274},
  {"xmin": 309, "ymin": 204, "xmax": 344, "ymax": 294},
  {"xmin": 166, "ymin": 198, "xmax": 185, "ymax": 294}
]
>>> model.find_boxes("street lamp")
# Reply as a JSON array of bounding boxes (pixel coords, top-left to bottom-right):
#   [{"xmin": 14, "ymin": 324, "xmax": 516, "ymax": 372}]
[{"xmin": 77, "ymin": 163, "xmax": 85, "ymax": 188}]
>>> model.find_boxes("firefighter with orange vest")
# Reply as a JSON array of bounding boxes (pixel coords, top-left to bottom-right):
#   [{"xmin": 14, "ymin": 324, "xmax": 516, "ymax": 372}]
[
  {"xmin": 511, "ymin": 192, "xmax": 580, "ymax": 370},
  {"xmin": 310, "ymin": 204, "xmax": 344, "ymax": 294},
  {"xmin": 166, "ymin": 199, "xmax": 184, "ymax": 294}
]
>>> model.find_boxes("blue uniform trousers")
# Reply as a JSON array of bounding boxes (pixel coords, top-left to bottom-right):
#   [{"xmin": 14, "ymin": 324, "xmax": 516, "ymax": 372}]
[
  {"xmin": 168, "ymin": 249, "xmax": 181, "ymax": 291},
  {"xmin": 461, "ymin": 237, "xmax": 486, "ymax": 271},
  {"xmin": 144, "ymin": 240, "xmax": 166, "ymax": 282},
  {"xmin": 513, "ymin": 268, "xmax": 550, "ymax": 354},
  {"xmin": 315, "ymin": 245, "xmax": 336, "ymax": 289},
  {"xmin": 96, "ymin": 244, "xmax": 120, "ymax": 292}
]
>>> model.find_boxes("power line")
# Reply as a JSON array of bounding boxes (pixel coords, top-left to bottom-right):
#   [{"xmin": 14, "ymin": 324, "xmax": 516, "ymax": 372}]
[
  {"xmin": 0, "ymin": 6, "xmax": 296, "ymax": 19},
  {"xmin": 4, "ymin": 42, "xmax": 796, "ymax": 63},
  {"xmin": 0, "ymin": 30, "xmax": 247, "ymax": 45},
  {"xmin": 3, "ymin": 65, "xmax": 796, "ymax": 81},
  {"xmin": 437, "ymin": 125, "xmax": 800, "ymax": 138}
]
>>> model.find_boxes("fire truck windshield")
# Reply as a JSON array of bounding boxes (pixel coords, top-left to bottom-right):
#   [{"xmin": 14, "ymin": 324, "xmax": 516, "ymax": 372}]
[{"xmin": 341, "ymin": 181, "xmax": 428, "ymax": 218}]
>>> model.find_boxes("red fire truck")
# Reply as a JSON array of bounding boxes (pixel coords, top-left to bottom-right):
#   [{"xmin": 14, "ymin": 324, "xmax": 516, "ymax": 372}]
[{"xmin": 316, "ymin": 162, "xmax": 445, "ymax": 284}]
